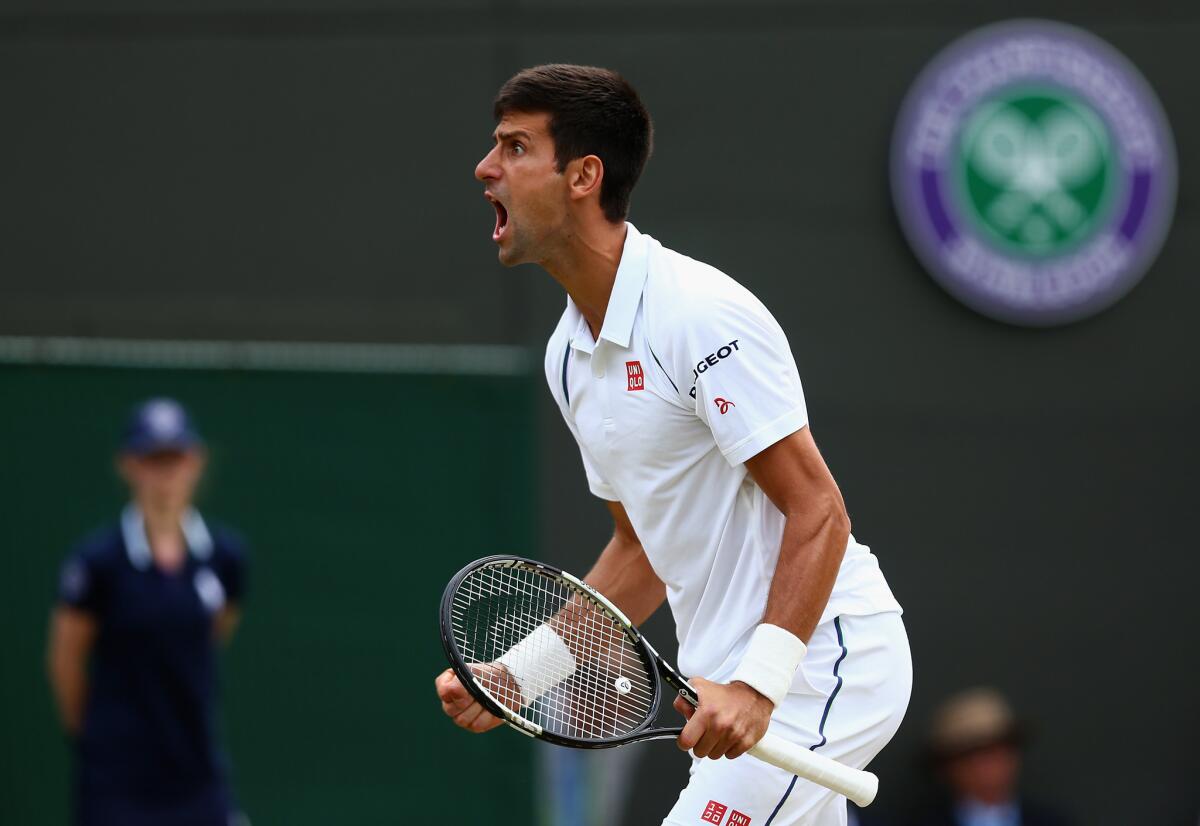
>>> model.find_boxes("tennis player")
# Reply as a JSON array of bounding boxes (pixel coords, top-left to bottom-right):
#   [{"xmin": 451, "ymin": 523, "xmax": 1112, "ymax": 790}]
[
  {"xmin": 436, "ymin": 64, "xmax": 911, "ymax": 825},
  {"xmin": 46, "ymin": 398, "xmax": 248, "ymax": 826}
]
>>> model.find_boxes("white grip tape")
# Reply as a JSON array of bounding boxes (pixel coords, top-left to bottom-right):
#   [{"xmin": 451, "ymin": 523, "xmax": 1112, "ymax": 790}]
[
  {"xmin": 495, "ymin": 624, "xmax": 577, "ymax": 707},
  {"xmin": 730, "ymin": 623, "xmax": 807, "ymax": 708},
  {"xmin": 750, "ymin": 731, "xmax": 879, "ymax": 807}
]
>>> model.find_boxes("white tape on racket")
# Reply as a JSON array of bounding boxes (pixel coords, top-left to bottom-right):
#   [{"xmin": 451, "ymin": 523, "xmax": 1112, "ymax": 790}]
[{"xmin": 496, "ymin": 624, "xmax": 577, "ymax": 706}]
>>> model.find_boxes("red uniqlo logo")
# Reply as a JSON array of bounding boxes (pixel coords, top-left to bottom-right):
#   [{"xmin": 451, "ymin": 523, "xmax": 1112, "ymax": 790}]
[
  {"xmin": 728, "ymin": 811, "xmax": 752, "ymax": 826},
  {"xmin": 700, "ymin": 800, "xmax": 727, "ymax": 824},
  {"xmin": 626, "ymin": 361, "xmax": 645, "ymax": 391}
]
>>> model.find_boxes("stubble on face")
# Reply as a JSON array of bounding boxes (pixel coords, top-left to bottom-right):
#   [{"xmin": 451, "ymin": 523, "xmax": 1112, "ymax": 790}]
[
  {"xmin": 479, "ymin": 112, "xmax": 570, "ymax": 268},
  {"xmin": 498, "ymin": 183, "xmax": 570, "ymax": 267}
]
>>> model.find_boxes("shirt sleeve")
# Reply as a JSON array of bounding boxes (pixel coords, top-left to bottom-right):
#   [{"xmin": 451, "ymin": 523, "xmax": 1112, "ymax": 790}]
[
  {"xmin": 57, "ymin": 551, "xmax": 103, "ymax": 614},
  {"xmin": 673, "ymin": 289, "xmax": 809, "ymax": 467}
]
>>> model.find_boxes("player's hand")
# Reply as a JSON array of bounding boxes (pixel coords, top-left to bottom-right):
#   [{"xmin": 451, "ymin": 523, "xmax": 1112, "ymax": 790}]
[
  {"xmin": 435, "ymin": 667, "xmax": 505, "ymax": 733},
  {"xmin": 673, "ymin": 677, "xmax": 773, "ymax": 760}
]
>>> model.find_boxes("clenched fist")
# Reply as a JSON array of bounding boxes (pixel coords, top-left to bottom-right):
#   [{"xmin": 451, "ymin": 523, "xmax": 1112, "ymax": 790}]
[
  {"xmin": 673, "ymin": 677, "xmax": 773, "ymax": 760},
  {"xmin": 434, "ymin": 666, "xmax": 513, "ymax": 733}
]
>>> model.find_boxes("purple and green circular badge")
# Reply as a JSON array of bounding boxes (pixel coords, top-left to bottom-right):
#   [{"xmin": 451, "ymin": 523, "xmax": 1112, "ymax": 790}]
[{"xmin": 891, "ymin": 20, "xmax": 1177, "ymax": 326}]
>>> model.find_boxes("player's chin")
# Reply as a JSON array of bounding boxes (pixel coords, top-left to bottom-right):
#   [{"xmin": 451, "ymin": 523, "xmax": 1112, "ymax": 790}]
[{"xmin": 496, "ymin": 243, "xmax": 525, "ymax": 268}]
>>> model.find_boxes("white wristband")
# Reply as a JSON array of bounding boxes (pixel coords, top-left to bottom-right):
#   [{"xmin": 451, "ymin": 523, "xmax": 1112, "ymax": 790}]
[
  {"xmin": 495, "ymin": 624, "xmax": 577, "ymax": 707},
  {"xmin": 730, "ymin": 624, "xmax": 807, "ymax": 708}
]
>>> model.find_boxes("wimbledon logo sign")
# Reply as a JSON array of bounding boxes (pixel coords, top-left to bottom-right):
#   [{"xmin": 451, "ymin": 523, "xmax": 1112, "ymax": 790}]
[{"xmin": 891, "ymin": 20, "xmax": 1177, "ymax": 325}]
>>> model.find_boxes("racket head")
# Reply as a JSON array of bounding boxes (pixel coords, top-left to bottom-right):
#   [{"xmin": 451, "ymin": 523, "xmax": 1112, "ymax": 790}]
[{"xmin": 440, "ymin": 555, "xmax": 664, "ymax": 749}]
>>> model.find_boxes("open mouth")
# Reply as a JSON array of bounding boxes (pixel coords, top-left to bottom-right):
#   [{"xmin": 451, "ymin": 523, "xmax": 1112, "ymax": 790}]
[{"xmin": 488, "ymin": 195, "xmax": 509, "ymax": 242}]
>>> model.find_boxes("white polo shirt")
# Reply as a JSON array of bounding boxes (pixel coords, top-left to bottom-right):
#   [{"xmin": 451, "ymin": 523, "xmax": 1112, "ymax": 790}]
[{"xmin": 544, "ymin": 223, "xmax": 902, "ymax": 685}]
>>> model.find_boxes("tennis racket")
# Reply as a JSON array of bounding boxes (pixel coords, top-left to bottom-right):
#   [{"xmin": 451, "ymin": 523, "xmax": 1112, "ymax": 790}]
[{"xmin": 439, "ymin": 555, "xmax": 879, "ymax": 807}]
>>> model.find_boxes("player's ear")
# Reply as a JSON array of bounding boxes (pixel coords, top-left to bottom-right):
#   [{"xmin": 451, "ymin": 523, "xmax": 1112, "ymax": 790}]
[{"xmin": 566, "ymin": 154, "xmax": 604, "ymax": 203}]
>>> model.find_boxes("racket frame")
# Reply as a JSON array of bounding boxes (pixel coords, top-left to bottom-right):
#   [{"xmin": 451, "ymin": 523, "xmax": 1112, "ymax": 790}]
[
  {"xmin": 440, "ymin": 554, "xmax": 696, "ymax": 749},
  {"xmin": 440, "ymin": 554, "xmax": 881, "ymax": 807}
]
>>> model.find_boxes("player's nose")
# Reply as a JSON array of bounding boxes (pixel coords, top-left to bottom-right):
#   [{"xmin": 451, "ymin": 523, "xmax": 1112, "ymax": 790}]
[{"xmin": 475, "ymin": 146, "xmax": 500, "ymax": 182}]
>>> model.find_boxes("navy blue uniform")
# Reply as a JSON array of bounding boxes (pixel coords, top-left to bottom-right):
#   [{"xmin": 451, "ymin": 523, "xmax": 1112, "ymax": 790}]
[{"xmin": 58, "ymin": 505, "xmax": 247, "ymax": 826}]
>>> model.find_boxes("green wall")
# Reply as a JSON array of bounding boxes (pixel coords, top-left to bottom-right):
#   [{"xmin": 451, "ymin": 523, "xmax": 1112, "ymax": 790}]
[{"xmin": 0, "ymin": 364, "xmax": 537, "ymax": 824}]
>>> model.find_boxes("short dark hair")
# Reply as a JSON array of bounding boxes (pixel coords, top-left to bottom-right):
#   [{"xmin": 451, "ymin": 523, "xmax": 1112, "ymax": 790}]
[{"xmin": 493, "ymin": 64, "xmax": 653, "ymax": 223}]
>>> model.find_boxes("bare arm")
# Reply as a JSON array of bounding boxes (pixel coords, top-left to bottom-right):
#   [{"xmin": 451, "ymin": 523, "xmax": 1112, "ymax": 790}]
[
  {"xmin": 677, "ymin": 425, "xmax": 850, "ymax": 759},
  {"xmin": 582, "ymin": 500, "xmax": 666, "ymax": 627},
  {"xmin": 436, "ymin": 499, "xmax": 664, "ymax": 733},
  {"xmin": 46, "ymin": 607, "xmax": 98, "ymax": 736},
  {"xmin": 744, "ymin": 425, "xmax": 850, "ymax": 644},
  {"xmin": 215, "ymin": 605, "xmax": 242, "ymax": 645}
]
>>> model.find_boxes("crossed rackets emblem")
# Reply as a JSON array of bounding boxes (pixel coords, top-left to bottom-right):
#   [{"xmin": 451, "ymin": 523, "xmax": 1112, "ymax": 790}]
[{"xmin": 963, "ymin": 100, "xmax": 1108, "ymax": 248}]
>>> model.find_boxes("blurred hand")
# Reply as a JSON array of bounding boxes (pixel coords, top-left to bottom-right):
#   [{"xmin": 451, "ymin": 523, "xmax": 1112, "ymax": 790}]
[
  {"xmin": 673, "ymin": 677, "xmax": 773, "ymax": 759},
  {"xmin": 435, "ymin": 666, "xmax": 511, "ymax": 734}
]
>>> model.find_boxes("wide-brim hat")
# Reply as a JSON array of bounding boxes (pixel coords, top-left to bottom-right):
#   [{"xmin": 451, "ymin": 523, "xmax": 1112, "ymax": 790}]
[{"xmin": 928, "ymin": 687, "xmax": 1024, "ymax": 761}]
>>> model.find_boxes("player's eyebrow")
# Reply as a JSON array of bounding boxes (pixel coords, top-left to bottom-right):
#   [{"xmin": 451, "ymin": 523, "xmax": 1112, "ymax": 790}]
[{"xmin": 494, "ymin": 128, "xmax": 533, "ymax": 144}]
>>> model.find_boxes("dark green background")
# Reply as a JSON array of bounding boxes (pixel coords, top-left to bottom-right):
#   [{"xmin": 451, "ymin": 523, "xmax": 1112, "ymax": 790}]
[
  {"xmin": 1, "ymin": 2, "xmax": 1198, "ymax": 824},
  {"xmin": 0, "ymin": 365, "xmax": 537, "ymax": 824}
]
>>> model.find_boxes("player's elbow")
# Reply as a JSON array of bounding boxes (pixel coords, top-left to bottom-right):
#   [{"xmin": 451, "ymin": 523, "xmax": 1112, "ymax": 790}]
[
  {"xmin": 805, "ymin": 491, "xmax": 851, "ymax": 550},
  {"xmin": 825, "ymin": 500, "xmax": 851, "ymax": 549},
  {"xmin": 825, "ymin": 513, "xmax": 854, "ymax": 564},
  {"xmin": 781, "ymin": 490, "xmax": 849, "ymax": 559}
]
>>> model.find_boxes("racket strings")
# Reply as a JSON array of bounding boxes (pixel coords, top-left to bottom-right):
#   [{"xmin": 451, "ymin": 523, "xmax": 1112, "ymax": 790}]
[
  {"xmin": 452, "ymin": 566, "xmax": 655, "ymax": 738},
  {"xmin": 449, "ymin": 563, "xmax": 656, "ymax": 740}
]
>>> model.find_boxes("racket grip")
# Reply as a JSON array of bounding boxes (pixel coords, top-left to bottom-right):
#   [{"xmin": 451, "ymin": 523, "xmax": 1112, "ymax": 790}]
[{"xmin": 748, "ymin": 731, "xmax": 879, "ymax": 807}]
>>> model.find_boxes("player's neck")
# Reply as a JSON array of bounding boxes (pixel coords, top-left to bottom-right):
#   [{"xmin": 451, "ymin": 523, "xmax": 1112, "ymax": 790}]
[
  {"xmin": 139, "ymin": 498, "xmax": 186, "ymax": 526},
  {"xmin": 139, "ymin": 501, "xmax": 189, "ymax": 568},
  {"xmin": 542, "ymin": 219, "xmax": 627, "ymax": 341}
]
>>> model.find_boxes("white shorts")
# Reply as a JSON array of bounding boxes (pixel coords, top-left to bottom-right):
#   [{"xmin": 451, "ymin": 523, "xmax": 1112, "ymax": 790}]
[{"xmin": 663, "ymin": 612, "xmax": 912, "ymax": 826}]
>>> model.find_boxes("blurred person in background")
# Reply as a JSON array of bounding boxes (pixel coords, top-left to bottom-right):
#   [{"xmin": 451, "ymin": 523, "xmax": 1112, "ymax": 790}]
[
  {"xmin": 911, "ymin": 687, "xmax": 1072, "ymax": 826},
  {"xmin": 46, "ymin": 398, "xmax": 249, "ymax": 826}
]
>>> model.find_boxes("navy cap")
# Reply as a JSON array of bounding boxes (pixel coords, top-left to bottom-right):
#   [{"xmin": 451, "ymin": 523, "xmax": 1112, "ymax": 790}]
[{"xmin": 121, "ymin": 397, "xmax": 203, "ymax": 455}]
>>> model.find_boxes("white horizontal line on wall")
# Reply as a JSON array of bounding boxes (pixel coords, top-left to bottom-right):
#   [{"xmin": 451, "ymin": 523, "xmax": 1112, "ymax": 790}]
[{"xmin": 0, "ymin": 336, "xmax": 531, "ymax": 376}]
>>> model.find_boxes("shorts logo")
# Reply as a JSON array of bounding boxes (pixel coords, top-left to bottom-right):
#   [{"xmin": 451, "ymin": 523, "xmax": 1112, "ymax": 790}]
[
  {"xmin": 891, "ymin": 20, "xmax": 1176, "ymax": 326},
  {"xmin": 714, "ymin": 397, "xmax": 735, "ymax": 415},
  {"xmin": 728, "ymin": 812, "xmax": 752, "ymax": 826},
  {"xmin": 700, "ymin": 800, "xmax": 728, "ymax": 824},
  {"xmin": 626, "ymin": 361, "xmax": 645, "ymax": 391}
]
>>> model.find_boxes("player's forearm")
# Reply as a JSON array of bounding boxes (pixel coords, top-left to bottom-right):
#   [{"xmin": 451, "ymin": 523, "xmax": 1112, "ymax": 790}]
[
  {"xmin": 46, "ymin": 608, "xmax": 96, "ymax": 736},
  {"xmin": 506, "ymin": 537, "xmax": 662, "ymax": 692},
  {"xmin": 761, "ymin": 497, "xmax": 850, "ymax": 644},
  {"xmin": 47, "ymin": 652, "xmax": 87, "ymax": 735},
  {"xmin": 215, "ymin": 605, "xmax": 241, "ymax": 645},
  {"xmin": 584, "ymin": 533, "xmax": 665, "ymax": 627}
]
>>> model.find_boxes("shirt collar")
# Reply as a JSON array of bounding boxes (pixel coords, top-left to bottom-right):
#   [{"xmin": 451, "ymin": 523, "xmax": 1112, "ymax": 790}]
[
  {"xmin": 954, "ymin": 798, "xmax": 1020, "ymax": 826},
  {"xmin": 121, "ymin": 503, "xmax": 214, "ymax": 571},
  {"xmin": 567, "ymin": 222, "xmax": 649, "ymax": 352}
]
